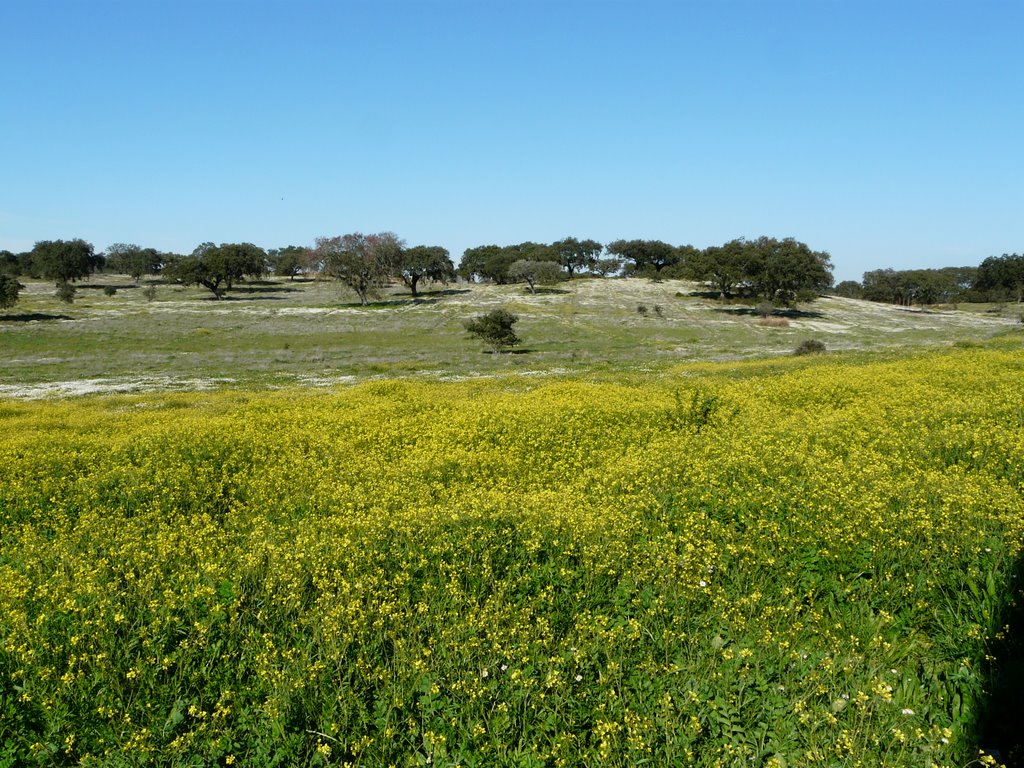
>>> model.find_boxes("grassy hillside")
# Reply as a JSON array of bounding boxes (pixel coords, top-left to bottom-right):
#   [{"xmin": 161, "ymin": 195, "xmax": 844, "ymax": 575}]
[{"xmin": 1, "ymin": 275, "xmax": 1018, "ymax": 395}]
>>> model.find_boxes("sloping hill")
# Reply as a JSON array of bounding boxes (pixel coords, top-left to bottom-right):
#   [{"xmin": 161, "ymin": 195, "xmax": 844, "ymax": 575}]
[{"xmin": 0, "ymin": 276, "xmax": 1018, "ymax": 396}]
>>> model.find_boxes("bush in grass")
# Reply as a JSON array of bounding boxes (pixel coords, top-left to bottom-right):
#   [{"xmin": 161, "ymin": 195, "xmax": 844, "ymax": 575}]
[
  {"xmin": 103, "ymin": 285, "xmax": 117, "ymax": 296},
  {"xmin": 55, "ymin": 281, "xmax": 76, "ymax": 304},
  {"xmin": 464, "ymin": 308, "xmax": 520, "ymax": 353},
  {"xmin": 794, "ymin": 339, "xmax": 826, "ymax": 355},
  {"xmin": 0, "ymin": 274, "xmax": 22, "ymax": 308},
  {"xmin": 143, "ymin": 285, "xmax": 157, "ymax": 301}
]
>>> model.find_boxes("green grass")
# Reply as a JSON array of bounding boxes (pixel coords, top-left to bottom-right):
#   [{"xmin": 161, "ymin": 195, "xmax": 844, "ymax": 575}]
[{"xmin": 2, "ymin": 275, "xmax": 1020, "ymax": 394}]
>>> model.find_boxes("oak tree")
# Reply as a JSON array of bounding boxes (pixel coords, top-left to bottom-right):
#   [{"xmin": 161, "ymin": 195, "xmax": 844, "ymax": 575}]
[{"xmin": 316, "ymin": 232, "xmax": 404, "ymax": 305}]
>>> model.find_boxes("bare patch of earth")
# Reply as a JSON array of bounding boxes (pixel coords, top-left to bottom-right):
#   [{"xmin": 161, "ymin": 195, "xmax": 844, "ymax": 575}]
[{"xmin": 0, "ymin": 377, "xmax": 236, "ymax": 400}]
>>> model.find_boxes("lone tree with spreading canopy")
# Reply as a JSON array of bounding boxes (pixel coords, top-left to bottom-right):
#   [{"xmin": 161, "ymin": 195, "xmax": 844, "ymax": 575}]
[
  {"xmin": 27, "ymin": 238, "xmax": 103, "ymax": 303},
  {"xmin": 397, "ymin": 245, "xmax": 455, "ymax": 298},
  {"xmin": 464, "ymin": 308, "xmax": 520, "ymax": 353},
  {"xmin": 165, "ymin": 242, "xmax": 267, "ymax": 299},
  {"xmin": 508, "ymin": 259, "xmax": 563, "ymax": 293},
  {"xmin": 315, "ymin": 232, "xmax": 404, "ymax": 305}
]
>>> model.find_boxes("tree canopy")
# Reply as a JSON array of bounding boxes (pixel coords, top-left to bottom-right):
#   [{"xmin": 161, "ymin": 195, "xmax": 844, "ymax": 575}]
[
  {"xmin": 507, "ymin": 259, "xmax": 563, "ymax": 293},
  {"xmin": 552, "ymin": 237, "xmax": 603, "ymax": 278},
  {"xmin": 606, "ymin": 239, "xmax": 679, "ymax": 275},
  {"xmin": 464, "ymin": 308, "xmax": 520, "ymax": 353},
  {"xmin": 27, "ymin": 239, "xmax": 102, "ymax": 284},
  {"xmin": 0, "ymin": 274, "xmax": 22, "ymax": 308},
  {"xmin": 105, "ymin": 243, "xmax": 163, "ymax": 282},
  {"xmin": 975, "ymin": 253, "xmax": 1024, "ymax": 302},
  {"xmin": 459, "ymin": 242, "xmax": 558, "ymax": 283},
  {"xmin": 397, "ymin": 245, "xmax": 455, "ymax": 297},
  {"xmin": 0, "ymin": 250, "xmax": 21, "ymax": 277},
  {"xmin": 745, "ymin": 237, "xmax": 833, "ymax": 304},
  {"xmin": 267, "ymin": 246, "xmax": 311, "ymax": 280},
  {"xmin": 860, "ymin": 266, "xmax": 979, "ymax": 306},
  {"xmin": 315, "ymin": 232, "xmax": 404, "ymax": 305},
  {"xmin": 165, "ymin": 242, "xmax": 267, "ymax": 299},
  {"xmin": 683, "ymin": 239, "xmax": 751, "ymax": 297},
  {"xmin": 681, "ymin": 237, "xmax": 833, "ymax": 304}
]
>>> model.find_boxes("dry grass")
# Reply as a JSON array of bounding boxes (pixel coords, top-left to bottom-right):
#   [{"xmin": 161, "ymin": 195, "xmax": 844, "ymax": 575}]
[{"xmin": 757, "ymin": 316, "xmax": 790, "ymax": 328}]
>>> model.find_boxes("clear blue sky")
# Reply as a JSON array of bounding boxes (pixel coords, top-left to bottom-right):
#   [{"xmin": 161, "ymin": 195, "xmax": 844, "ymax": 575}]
[{"xmin": 2, "ymin": 0, "xmax": 1021, "ymax": 282}]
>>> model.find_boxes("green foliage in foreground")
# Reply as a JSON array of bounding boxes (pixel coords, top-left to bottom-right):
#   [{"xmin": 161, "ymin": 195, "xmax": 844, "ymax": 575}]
[
  {"xmin": 1, "ymin": 347, "xmax": 1023, "ymax": 766},
  {"xmin": 0, "ymin": 274, "xmax": 21, "ymax": 308}
]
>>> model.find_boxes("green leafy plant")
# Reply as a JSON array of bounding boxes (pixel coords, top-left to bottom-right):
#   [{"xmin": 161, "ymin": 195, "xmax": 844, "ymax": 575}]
[
  {"xmin": 464, "ymin": 308, "xmax": 520, "ymax": 353},
  {"xmin": 54, "ymin": 281, "xmax": 76, "ymax": 304},
  {"xmin": 794, "ymin": 339, "xmax": 826, "ymax": 355}
]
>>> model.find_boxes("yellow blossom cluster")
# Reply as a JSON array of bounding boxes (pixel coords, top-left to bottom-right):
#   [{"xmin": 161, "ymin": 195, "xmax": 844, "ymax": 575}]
[{"xmin": 0, "ymin": 346, "xmax": 1022, "ymax": 765}]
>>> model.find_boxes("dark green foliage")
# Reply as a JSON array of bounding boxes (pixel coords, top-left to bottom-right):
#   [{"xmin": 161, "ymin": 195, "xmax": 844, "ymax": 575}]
[
  {"xmin": 592, "ymin": 256, "xmax": 624, "ymax": 277},
  {"xmin": 606, "ymin": 239, "xmax": 679, "ymax": 276},
  {"xmin": 682, "ymin": 239, "xmax": 750, "ymax": 297},
  {"xmin": 0, "ymin": 250, "xmax": 20, "ymax": 277},
  {"xmin": 551, "ymin": 237, "xmax": 603, "ymax": 277},
  {"xmin": 794, "ymin": 339, "xmax": 826, "ymax": 356},
  {"xmin": 267, "ymin": 246, "xmax": 310, "ymax": 280},
  {"xmin": 683, "ymin": 237, "xmax": 832, "ymax": 304},
  {"xmin": 165, "ymin": 242, "xmax": 267, "ymax": 299},
  {"xmin": 744, "ymin": 237, "xmax": 833, "ymax": 305},
  {"xmin": 0, "ymin": 274, "xmax": 22, "ymax": 308},
  {"xmin": 105, "ymin": 243, "xmax": 163, "ymax": 282},
  {"xmin": 458, "ymin": 244, "xmax": 506, "ymax": 282},
  {"xmin": 832, "ymin": 280, "xmax": 864, "ymax": 299},
  {"xmin": 315, "ymin": 232, "xmax": 404, "ymax": 305},
  {"xmin": 975, "ymin": 253, "xmax": 1024, "ymax": 302},
  {"xmin": 464, "ymin": 309, "xmax": 520, "ymax": 353},
  {"xmin": 508, "ymin": 259, "xmax": 563, "ymax": 293},
  {"xmin": 28, "ymin": 239, "xmax": 101, "ymax": 284},
  {"xmin": 102, "ymin": 285, "xmax": 117, "ymax": 297},
  {"xmin": 459, "ymin": 242, "xmax": 557, "ymax": 284},
  {"xmin": 55, "ymin": 281, "xmax": 76, "ymax": 304},
  {"xmin": 862, "ymin": 266, "xmax": 978, "ymax": 306},
  {"xmin": 398, "ymin": 245, "xmax": 455, "ymax": 297}
]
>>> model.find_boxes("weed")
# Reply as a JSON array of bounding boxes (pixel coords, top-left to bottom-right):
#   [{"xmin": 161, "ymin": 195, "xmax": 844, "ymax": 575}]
[{"xmin": 794, "ymin": 339, "xmax": 826, "ymax": 355}]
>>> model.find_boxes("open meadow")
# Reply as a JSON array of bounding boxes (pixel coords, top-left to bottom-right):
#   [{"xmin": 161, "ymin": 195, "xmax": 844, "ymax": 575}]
[
  {"xmin": 2, "ymin": 277, "xmax": 1024, "ymax": 766},
  {"xmin": 1, "ymin": 275, "xmax": 1018, "ymax": 394}
]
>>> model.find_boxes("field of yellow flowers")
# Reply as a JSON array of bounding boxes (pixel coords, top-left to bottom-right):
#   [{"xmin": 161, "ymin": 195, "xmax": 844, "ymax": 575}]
[{"xmin": 2, "ymin": 346, "xmax": 1023, "ymax": 767}]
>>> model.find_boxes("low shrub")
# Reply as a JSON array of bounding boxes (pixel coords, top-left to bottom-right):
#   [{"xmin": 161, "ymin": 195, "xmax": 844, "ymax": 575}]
[
  {"xmin": 55, "ymin": 282, "xmax": 76, "ymax": 304},
  {"xmin": 794, "ymin": 339, "xmax": 826, "ymax": 355}
]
